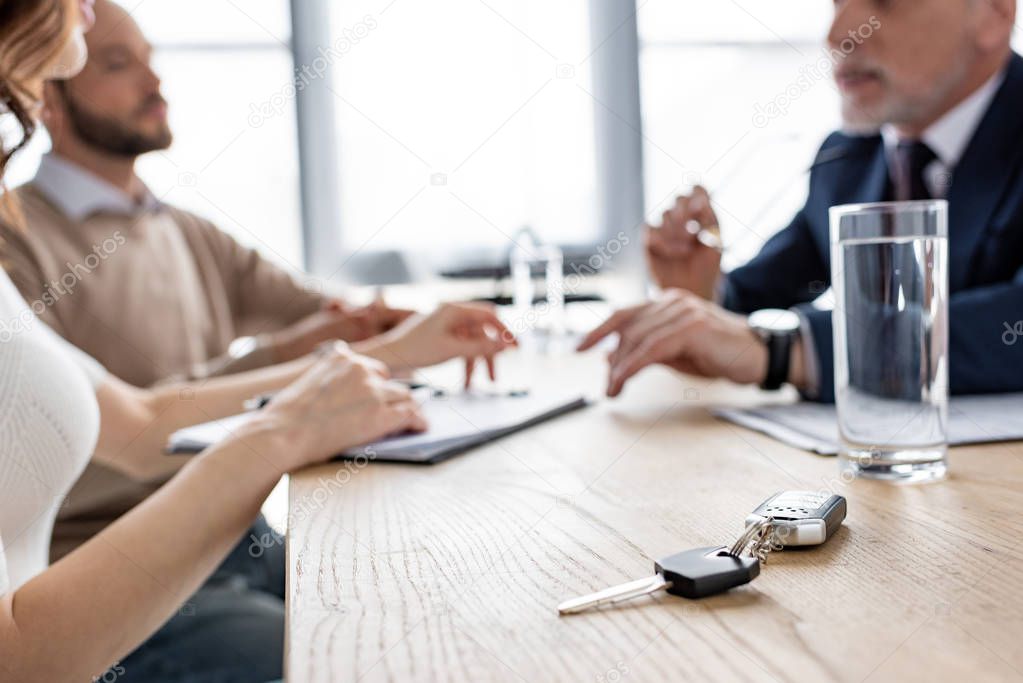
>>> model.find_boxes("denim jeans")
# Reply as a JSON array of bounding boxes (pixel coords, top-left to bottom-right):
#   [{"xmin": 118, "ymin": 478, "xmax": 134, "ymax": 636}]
[{"xmin": 110, "ymin": 516, "xmax": 286, "ymax": 683}]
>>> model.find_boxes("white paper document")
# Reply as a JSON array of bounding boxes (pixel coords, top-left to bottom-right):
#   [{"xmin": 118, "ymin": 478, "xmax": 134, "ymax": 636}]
[
  {"xmin": 167, "ymin": 389, "xmax": 589, "ymax": 464},
  {"xmin": 712, "ymin": 393, "xmax": 1023, "ymax": 455}
]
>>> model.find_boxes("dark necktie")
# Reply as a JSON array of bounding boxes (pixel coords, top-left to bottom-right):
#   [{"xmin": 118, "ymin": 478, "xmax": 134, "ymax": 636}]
[{"xmin": 893, "ymin": 140, "xmax": 938, "ymax": 201}]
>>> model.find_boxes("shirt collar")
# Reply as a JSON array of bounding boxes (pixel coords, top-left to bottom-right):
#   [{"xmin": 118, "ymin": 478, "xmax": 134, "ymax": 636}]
[
  {"xmin": 881, "ymin": 66, "xmax": 1007, "ymax": 168},
  {"xmin": 31, "ymin": 153, "xmax": 160, "ymax": 221}
]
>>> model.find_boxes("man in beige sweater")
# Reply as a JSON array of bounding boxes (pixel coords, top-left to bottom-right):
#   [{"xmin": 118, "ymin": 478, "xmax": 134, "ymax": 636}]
[{"xmin": 0, "ymin": 2, "xmax": 413, "ymax": 680}]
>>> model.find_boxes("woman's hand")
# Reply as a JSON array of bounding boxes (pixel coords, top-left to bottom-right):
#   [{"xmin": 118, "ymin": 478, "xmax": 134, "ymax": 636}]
[
  {"xmin": 251, "ymin": 345, "xmax": 427, "ymax": 469},
  {"xmin": 356, "ymin": 302, "xmax": 517, "ymax": 387}
]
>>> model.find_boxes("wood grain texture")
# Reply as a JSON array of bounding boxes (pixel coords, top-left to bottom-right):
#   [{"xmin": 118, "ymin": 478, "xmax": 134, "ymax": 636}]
[{"xmin": 287, "ymin": 350, "xmax": 1023, "ymax": 683}]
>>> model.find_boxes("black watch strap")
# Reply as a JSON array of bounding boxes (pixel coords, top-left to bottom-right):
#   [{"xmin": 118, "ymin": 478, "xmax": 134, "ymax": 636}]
[{"xmin": 760, "ymin": 332, "xmax": 793, "ymax": 391}]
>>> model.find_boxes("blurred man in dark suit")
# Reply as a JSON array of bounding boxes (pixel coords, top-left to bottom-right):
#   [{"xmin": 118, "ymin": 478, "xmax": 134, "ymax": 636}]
[{"xmin": 582, "ymin": 0, "xmax": 1022, "ymax": 402}]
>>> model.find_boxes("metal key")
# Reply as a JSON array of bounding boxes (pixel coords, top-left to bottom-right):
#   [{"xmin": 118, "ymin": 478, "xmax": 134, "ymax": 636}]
[{"xmin": 557, "ymin": 546, "xmax": 760, "ymax": 615}]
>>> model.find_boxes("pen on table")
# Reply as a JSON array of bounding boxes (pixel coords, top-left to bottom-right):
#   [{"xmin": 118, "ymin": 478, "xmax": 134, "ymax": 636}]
[
  {"xmin": 243, "ymin": 381, "xmax": 530, "ymax": 411},
  {"xmin": 243, "ymin": 381, "xmax": 447, "ymax": 411},
  {"xmin": 243, "ymin": 393, "xmax": 275, "ymax": 411}
]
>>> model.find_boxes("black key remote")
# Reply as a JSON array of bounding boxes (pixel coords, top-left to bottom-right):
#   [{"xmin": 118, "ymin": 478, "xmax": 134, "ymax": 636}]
[{"xmin": 656, "ymin": 545, "xmax": 760, "ymax": 599}]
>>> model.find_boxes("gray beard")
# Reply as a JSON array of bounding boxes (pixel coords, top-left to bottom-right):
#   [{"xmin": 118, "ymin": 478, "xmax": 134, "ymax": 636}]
[{"xmin": 838, "ymin": 59, "xmax": 971, "ymax": 136}]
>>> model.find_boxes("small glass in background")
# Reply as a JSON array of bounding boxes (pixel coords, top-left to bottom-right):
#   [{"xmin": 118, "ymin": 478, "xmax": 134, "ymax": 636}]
[{"xmin": 510, "ymin": 227, "xmax": 566, "ymax": 347}]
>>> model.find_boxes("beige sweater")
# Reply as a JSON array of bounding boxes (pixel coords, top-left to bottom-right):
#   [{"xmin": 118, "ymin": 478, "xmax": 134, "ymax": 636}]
[{"xmin": 1, "ymin": 183, "xmax": 323, "ymax": 558}]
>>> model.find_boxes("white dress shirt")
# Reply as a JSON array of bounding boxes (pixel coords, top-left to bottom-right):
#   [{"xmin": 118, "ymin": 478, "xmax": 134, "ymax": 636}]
[{"xmin": 880, "ymin": 67, "xmax": 1006, "ymax": 198}]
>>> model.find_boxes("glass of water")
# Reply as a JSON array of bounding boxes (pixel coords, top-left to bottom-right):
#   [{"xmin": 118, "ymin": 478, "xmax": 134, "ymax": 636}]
[
  {"xmin": 509, "ymin": 227, "xmax": 566, "ymax": 341},
  {"xmin": 830, "ymin": 200, "xmax": 949, "ymax": 482}
]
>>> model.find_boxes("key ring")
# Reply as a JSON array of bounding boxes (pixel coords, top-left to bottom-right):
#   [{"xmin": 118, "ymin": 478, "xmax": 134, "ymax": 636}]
[{"xmin": 727, "ymin": 516, "xmax": 780, "ymax": 562}]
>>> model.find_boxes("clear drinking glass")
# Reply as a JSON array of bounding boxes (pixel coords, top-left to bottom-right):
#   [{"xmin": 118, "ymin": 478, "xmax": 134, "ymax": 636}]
[
  {"xmin": 829, "ymin": 200, "xmax": 949, "ymax": 482},
  {"xmin": 510, "ymin": 227, "xmax": 566, "ymax": 340}
]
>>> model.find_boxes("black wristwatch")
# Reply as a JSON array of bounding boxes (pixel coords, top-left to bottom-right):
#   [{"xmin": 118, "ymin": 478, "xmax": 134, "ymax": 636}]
[{"xmin": 748, "ymin": 309, "xmax": 801, "ymax": 391}]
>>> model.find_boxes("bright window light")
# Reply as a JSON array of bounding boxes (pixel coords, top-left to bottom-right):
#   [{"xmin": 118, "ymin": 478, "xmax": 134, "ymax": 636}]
[
  {"xmin": 132, "ymin": 1, "xmax": 304, "ymax": 271},
  {"xmin": 326, "ymin": 0, "xmax": 598, "ymax": 265},
  {"xmin": 638, "ymin": 0, "xmax": 841, "ymax": 269}
]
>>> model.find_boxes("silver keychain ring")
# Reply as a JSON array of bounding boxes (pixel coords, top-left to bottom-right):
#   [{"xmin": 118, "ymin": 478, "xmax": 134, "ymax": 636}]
[{"xmin": 728, "ymin": 516, "xmax": 774, "ymax": 557}]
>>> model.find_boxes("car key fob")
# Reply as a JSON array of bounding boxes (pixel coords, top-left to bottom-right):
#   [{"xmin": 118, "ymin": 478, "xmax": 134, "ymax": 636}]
[
  {"xmin": 745, "ymin": 491, "xmax": 846, "ymax": 547},
  {"xmin": 656, "ymin": 546, "xmax": 760, "ymax": 599}
]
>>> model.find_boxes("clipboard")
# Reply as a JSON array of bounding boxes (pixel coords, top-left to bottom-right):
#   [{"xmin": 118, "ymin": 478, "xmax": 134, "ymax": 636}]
[{"xmin": 166, "ymin": 389, "xmax": 590, "ymax": 464}]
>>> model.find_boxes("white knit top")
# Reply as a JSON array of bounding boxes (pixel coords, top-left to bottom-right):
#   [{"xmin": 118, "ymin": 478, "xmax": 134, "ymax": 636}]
[{"xmin": 0, "ymin": 267, "xmax": 105, "ymax": 595}]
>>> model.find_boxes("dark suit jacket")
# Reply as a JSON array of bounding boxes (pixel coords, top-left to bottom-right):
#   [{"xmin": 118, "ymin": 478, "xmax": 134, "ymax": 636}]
[{"xmin": 722, "ymin": 52, "xmax": 1023, "ymax": 403}]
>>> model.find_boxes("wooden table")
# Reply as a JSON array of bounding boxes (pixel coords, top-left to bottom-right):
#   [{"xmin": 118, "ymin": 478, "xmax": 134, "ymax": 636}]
[{"xmin": 287, "ymin": 350, "xmax": 1023, "ymax": 682}]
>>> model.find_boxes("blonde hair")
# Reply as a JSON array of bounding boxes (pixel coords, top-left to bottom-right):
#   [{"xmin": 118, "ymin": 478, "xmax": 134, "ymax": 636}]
[{"xmin": 0, "ymin": 0, "xmax": 76, "ymax": 225}]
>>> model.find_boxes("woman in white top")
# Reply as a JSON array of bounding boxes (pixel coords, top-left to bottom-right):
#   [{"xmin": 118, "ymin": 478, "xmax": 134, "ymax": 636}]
[{"xmin": 0, "ymin": 2, "xmax": 513, "ymax": 679}]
